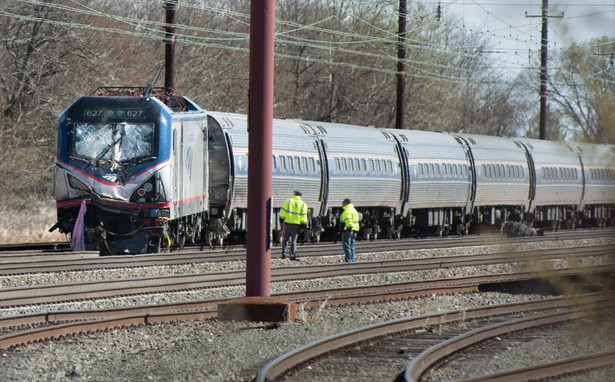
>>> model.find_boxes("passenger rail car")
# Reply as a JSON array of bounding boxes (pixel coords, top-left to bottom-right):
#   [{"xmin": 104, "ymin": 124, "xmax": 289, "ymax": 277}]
[{"xmin": 52, "ymin": 88, "xmax": 615, "ymax": 254}]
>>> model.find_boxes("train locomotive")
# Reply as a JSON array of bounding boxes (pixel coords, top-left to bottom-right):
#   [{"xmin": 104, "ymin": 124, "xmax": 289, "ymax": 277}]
[{"xmin": 52, "ymin": 87, "xmax": 615, "ymax": 254}]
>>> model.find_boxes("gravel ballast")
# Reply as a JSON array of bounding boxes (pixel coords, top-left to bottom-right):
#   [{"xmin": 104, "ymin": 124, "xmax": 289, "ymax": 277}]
[{"xmin": 1, "ymin": 238, "xmax": 614, "ymax": 381}]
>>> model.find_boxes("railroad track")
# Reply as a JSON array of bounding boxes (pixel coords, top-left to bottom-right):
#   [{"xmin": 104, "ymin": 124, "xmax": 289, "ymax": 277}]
[
  {"xmin": 1, "ymin": 230, "xmax": 613, "ymax": 275},
  {"xmin": 0, "ymin": 228, "xmax": 611, "ymax": 263},
  {"xmin": 2, "ymin": 268, "xmax": 612, "ymax": 354},
  {"xmin": 1, "ymin": 245, "xmax": 612, "ymax": 306},
  {"xmin": 2, "ymin": 235, "xmax": 613, "ymax": 380},
  {"xmin": 255, "ymin": 292, "xmax": 615, "ymax": 381}
]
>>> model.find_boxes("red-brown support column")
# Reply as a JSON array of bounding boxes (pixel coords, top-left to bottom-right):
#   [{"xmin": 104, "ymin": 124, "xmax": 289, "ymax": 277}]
[
  {"xmin": 218, "ymin": 0, "xmax": 295, "ymax": 324},
  {"xmin": 246, "ymin": 0, "xmax": 274, "ymax": 297}
]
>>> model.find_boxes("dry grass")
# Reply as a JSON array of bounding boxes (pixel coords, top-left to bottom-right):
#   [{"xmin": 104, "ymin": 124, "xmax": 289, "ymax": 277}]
[{"xmin": 0, "ymin": 199, "xmax": 68, "ymax": 244}]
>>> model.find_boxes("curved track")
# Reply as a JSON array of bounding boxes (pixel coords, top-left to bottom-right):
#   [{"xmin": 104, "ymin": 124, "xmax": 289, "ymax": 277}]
[{"xmin": 255, "ymin": 293, "xmax": 615, "ymax": 381}]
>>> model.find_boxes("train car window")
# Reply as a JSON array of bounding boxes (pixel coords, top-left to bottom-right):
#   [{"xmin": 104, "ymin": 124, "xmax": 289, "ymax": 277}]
[
  {"xmin": 386, "ymin": 160, "xmax": 391, "ymax": 174},
  {"xmin": 295, "ymin": 157, "xmax": 301, "ymax": 172},
  {"xmin": 335, "ymin": 158, "xmax": 340, "ymax": 173},
  {"xmin": 348, "ymin": 158, "xmax": 354, "ymax": 173},
  {"xmin": 272, "ymin": 156, "xmax": 277, "ymax": 171},
  {"xmin": 418, "ymin": 164, "xmax": 423, "ymax": 177},
  {"xmin": 361, "ymin": 159, "xmax": 366, "ymax": 174},
  {"xmin": 309, "ymin": 158, "xmax": 315, "ymax": 173},
  {"xmin": 288, "ymin": 156, "xmax": 294, "ymax": 172},
  {"xmin": 280, "ymin": 156, "xmax": 286, "ymax": 172},
  {"xmin": 354, "ymin": 159, "xmax": 360, "ymax": 173},
  {"xmin": 369, "ymin": 159, "xmax": 374, "ymax": 173},
  {"xmin": 376, "ymin": 160, "xmax": 382, "ymax": 173}
]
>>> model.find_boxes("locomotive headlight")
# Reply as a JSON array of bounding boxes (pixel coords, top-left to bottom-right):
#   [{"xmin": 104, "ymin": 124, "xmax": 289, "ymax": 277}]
[{"xmin": 130, "ymin": 176, "xmax": 167, "ymax": 203}]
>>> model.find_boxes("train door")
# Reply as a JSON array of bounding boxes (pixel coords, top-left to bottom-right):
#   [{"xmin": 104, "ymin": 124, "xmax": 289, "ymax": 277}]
[
  {"xmin": 454, "ymin": 137, "xmax": 477, "ymax": 215},
  {"xmin": 208, "ymin": 116, "xmax": 234, "ymax": 224},
  {"xmin": 390, "ymin": 132, "xmax": 410, "ymax": 216},
  {"xmin": 172, "ymin": 123, "xmax": 181, "ymax": 218},
  {"xmin": 516, "ymin": 141, "xmax": 537, "ymax": 213},
  {"xmin": 316, "ymin": 139, "xmax": 329, "ymax": 217}
]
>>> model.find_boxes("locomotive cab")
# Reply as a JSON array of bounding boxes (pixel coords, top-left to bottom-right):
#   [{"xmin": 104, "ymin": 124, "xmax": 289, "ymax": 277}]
[{"xmin": 52, "ymin": 88, "xmax": 208, "ymax": 254}]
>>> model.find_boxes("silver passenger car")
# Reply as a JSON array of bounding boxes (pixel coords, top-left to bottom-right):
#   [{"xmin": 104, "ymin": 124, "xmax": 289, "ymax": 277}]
[
  {"xmin": 572, "ymin": 142, "xmax": 615, "ymax": 227},
  {"xmin": 207, "ymin": 112, "xmax": 322, "ymax": 238},
  {"xmin": 392, "ymin": 130, "xmax": 473, "ymax": 235},
  {"xmin": 454, "ymin": 133, "xmax": 532, "ymax": 226},
  {"xmin": 517, "ymin": 138, "xmax": 584, "ymax": 228}
]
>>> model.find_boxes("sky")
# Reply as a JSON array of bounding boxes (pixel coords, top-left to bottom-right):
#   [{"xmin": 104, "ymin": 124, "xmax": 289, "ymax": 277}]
[{"xmin": 430, "ymin": 0, "xmax": 615, "ymax": 75}]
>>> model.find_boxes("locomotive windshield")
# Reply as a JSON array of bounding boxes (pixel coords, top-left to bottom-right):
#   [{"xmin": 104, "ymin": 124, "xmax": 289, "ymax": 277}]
[{"xmin": 72, "ymin": 122, "xmax": 155, "ymax": 164}]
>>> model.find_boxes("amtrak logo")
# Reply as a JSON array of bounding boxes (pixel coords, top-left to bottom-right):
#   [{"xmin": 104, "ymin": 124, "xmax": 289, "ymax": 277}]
[{"xmin": 103, "ymin": 174, "xmax": 118, "ymax": 182}]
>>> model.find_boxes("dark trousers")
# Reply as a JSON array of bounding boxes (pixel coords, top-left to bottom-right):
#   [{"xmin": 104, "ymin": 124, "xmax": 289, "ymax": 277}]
[
  {"xmin": 342, "ymin": 231, "xmax": 357, "ymax": 262},
  {"xmin": 282, "ymin": 222, "xmax": 300, "ymax": 259}
]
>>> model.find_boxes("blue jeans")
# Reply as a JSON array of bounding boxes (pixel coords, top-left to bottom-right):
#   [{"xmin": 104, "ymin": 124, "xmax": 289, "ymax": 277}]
[
  {"xmin": 282, "ymin": 223, "xmax": 301, "ymax": 259},
  {"xmin": 342, "ymin": 231, "xmax": 357, "ymax": 262}
]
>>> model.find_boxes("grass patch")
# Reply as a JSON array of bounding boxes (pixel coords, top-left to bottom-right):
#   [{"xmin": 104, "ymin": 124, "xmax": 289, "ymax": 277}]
[{"xmin": 0, "ymin": 199, "xmax": 67, "ymax": 244}]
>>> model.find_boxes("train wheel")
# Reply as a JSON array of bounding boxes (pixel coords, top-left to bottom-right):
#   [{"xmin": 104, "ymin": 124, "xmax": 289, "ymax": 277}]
[{"xmin": 312, "ymin": 231, "xmax": 321, "ymax": 243}]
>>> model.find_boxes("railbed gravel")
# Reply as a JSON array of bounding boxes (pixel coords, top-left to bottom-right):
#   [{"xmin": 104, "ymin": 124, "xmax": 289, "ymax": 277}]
[{"xmin": 1, "ymin": 238, "xmax": 614, "ymax": 381}]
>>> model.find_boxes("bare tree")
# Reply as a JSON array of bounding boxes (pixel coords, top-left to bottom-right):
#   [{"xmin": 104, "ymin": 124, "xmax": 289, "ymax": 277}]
[{"xmin": 549, "ymin": 37, "xmax": 615, "ymax": 143}]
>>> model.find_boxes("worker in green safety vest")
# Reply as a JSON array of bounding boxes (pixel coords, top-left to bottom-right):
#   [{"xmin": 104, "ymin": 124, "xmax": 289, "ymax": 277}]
[{"xmin": 279, "ymin": 191, "xmax": 308, "ymax": 260}]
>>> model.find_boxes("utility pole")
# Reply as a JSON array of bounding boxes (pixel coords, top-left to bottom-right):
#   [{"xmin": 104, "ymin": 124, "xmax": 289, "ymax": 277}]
[
  {"xmin": 395, "ymin": 0, "xmax": 407, "ymax": 130},
  {"xmin": 164, "ymin": 0, "xmax": 178, "ymax": 89},
  {"xmin": 526, "ymin": 0, "xmax": 563, "ymax": 140}
]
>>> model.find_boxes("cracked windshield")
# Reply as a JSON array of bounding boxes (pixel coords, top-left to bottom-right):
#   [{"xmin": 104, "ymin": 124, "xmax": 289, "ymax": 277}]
[{"xmin": 73, "ymin": 123, "xmax": 154, "ymax": 163}]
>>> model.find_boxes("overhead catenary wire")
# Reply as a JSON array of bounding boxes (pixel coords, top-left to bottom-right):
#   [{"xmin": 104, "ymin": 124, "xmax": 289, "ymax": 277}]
[{"xmin": 2, "ymin": 0, "xmax": 613, "ymax": 85}]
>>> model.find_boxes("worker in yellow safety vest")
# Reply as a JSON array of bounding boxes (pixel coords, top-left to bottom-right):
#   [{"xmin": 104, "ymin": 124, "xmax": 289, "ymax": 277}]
[
  {"xmin": 340, "ymin": 198, "xmax": 360, "ymax": 262},
  {"xmin": 279, "ymin": 191, "xmax": 308, "ymax": 260}
]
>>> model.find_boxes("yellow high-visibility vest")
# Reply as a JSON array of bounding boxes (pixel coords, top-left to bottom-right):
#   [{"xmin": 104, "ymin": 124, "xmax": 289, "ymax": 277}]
[{"xmin": 280, "ymin": 195, "xmax": 308, "ymax": 225}]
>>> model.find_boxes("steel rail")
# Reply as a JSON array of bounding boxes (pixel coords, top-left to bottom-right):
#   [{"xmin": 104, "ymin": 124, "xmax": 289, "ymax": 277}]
[
  {"xmin": 0, "ymin": 258, "xmax": 611, "ymax": 307},
  {"xmin": 458, "ymin": 350, "xmax": 615, "ymax": 382},
  {"xmin": 1, "ymin": 242, "xmax": 611, "ymax": 276},
  {"xmin": 406, "ymin": 305, "xmax": 615, "ymax": 382},
  {"xmin": 1, "ymin": 230, "xmax": 612, "ymax": 274},
  {"xmin": 255, "ymin": 293, "xmax": 612, "ymax": 382}
]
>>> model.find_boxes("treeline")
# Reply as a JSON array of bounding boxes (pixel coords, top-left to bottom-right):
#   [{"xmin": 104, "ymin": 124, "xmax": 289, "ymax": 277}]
[{"xmin": 0, "ymin": 0, "xmax": 613, "ymax": 206}]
